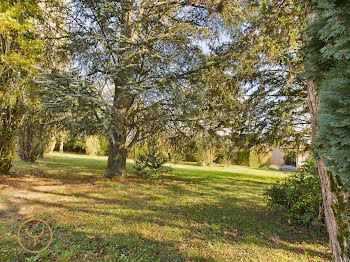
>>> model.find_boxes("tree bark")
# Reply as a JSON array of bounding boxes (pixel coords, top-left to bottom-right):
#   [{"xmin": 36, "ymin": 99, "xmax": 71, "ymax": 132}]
[
  {"xmin": 307, "ymin": 81, "xmax": 349, "ymax": 262},
  {"xmin": 104, "ymin": 75, "xmax": 133, "ymax": 178},
  {"xmin": 106, "ymin": 131, "xmax": 127, "ymax": 178}
]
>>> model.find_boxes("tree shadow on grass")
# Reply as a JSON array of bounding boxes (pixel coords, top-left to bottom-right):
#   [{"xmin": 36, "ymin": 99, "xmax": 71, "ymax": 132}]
[
  {"xmin": 2, "ymin": 212, "xmax": 216, "ymax": 262},
  {"xmin": 7, "ymin": 184, "xmax": 331, "ymax": 261},
  {"xmin": 2, "ymin": 155, "xmax": 331, "ymax": 261}
]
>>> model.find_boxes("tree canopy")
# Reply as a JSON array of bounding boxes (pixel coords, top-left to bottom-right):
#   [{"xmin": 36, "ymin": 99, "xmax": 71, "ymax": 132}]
[
  {"xmin": 37, "ymin": 0, "xmax": 311, "ymax": 178},
  {"xmin": 0, "ymin": 0, "xmax": 43, "ymax": 173}
]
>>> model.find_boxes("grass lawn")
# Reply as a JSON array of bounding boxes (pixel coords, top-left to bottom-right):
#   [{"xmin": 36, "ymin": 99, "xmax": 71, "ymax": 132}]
[{"xmin": 0, "ymin": 152, "xmax": 331, "ymax": 262}]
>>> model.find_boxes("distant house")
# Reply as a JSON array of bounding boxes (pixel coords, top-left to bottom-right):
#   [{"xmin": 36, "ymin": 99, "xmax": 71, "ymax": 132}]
[{"xmin": 270, "ymin": 148, "xmax": 309, "ymax": 169}]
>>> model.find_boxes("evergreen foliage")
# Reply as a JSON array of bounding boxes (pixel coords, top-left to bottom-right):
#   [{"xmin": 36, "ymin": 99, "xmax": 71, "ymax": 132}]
[
  {"xmin": 306, "ymin": 0, "xmax": 350, "ymax": 190},
  {"xmin": 134, "ymin": 137, "xmax": 168, "ymax": 178},
  {"xmin": 187, "ymin": 0, "xmax": 310, "ymax": 149},
  {"xmin": 306, "ymin": 0, "xmax": 350, "ymax": 256}
]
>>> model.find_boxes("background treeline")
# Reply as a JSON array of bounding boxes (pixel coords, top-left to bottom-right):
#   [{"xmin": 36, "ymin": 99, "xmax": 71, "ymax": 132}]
[{"xmin": 52, "ymin": 132, "xmax": 298, "ymax": 169}]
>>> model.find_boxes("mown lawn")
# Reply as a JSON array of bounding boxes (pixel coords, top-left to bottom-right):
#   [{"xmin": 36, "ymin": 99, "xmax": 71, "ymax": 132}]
[{"xmin": 0, "ymin": 153, "xmax": 331, "ymax": 262}]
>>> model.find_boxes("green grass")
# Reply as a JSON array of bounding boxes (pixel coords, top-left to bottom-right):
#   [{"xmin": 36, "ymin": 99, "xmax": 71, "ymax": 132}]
[{"xmin": 0, "ymin": 152, "xmax": 331, "ymax": 261}]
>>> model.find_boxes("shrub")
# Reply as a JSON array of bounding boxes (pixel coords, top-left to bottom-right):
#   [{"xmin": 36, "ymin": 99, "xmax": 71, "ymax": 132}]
[
  {"xmin": 62, "ymin": 135, "xmax": 107, "ymax": 155},
  {"xmin": 198, "ymin": 148, "xmax": 216, "ymax": 166},
  {"xmin": 249, "ymin": 148, "xmax": 271, "ymax": 168},
  {"xmin": 265, "ymin": 159, "xmax": 324, "ymax": 228},
  {"xmin": 134, "ymin": 137, "xmax": 169, "ymax": 178},
  {"xmin": 63, "ymin": 136, "xmax": 84, "ymax": 153},
  {"xmin": 84, "ymin": 136, "xmax": 100, "ymax": 156},
  {"xmin": 171, "ymin": 153, "xmax": 183, "ymax": 164},
  {"xmin": 234, "ymin": 150, "xmax": 250, "ymax": 166},
  {"xmin": 214, "ymin": 138, "xmax": 235, "ymax": 165},
  {"xmin": 98, "ymin": 136, "xmax": 109, "ymax": 155},
  {"xmin": 194, "ymin": 146, "xmax": 216, "ymax": 166},
  {"xmin": 284, "ymin": 151, "xmax": 296, "ymax": 166},
  {"xmin": 192, "ymin": 132, "xmax": 217, "ymax": 166},
  {"xmin": 219, "ymin": 157, "xmax": 232, "ymax": 166},
  {"xmin": 135, "ymin": 151, "xmax": 167, "ymax": 171},
  {"xmin": 184, "ymin": 153, "xmax": 196, "ymax": 162}
]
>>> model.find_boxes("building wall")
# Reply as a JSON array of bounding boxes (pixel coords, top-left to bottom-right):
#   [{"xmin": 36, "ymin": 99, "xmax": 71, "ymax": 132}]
[{"xmin": 271, "ymin": 148, "xmax": 285, "ymax": 166}]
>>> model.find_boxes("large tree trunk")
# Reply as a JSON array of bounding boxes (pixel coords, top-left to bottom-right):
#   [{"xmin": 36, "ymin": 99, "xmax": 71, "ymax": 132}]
[
  {"xmin": 105, "ymin": 77, "xmax": 132, "ymax": 178},
  {"xmin": 106, "ymin": 133, "xmax": 127, "ymax": 178},
  {"xmin": 104, "ymin": 10, "xmax": 135, "ymax": 178},
  {"xmin": 307, "ymin": 81, "xmax": 349, "ymax": 262}
]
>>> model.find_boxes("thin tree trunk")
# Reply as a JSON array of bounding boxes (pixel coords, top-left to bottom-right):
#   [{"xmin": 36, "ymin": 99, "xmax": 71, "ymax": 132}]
[
  {"xmin": 307, "ymin": 81, "xmax": 349, "ymax": 262},
  {"xmin": 59, "ymin": 140, "xmax": 64, "ymax": 153},
  {"xmin": 48, "ymin": 136, "xmax": 56, "ymax": 153}
]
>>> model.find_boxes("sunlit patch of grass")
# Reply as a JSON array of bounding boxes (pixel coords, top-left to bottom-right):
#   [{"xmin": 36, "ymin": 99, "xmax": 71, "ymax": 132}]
[{"xmin": 0, "ymin": 153, "xmax": 330, "ymax": 261}]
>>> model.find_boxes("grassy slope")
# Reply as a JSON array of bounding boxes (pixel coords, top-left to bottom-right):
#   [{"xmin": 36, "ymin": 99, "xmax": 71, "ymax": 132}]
[{"xmin": 0, "ymin": 153, "xmax": 330, "ymax": 262}]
